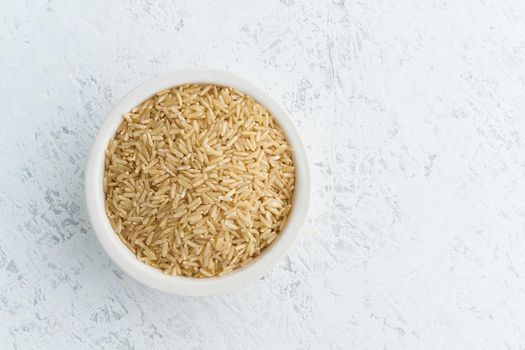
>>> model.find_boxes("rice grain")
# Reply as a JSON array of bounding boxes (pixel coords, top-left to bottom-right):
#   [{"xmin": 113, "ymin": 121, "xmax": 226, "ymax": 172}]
[{"xmin": 104, "ymin": 84, "xmax": 295, "ymax": 278}]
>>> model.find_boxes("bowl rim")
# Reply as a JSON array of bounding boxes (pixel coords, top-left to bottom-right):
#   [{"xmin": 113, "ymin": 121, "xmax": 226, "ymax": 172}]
[{"xmin": 85, "ymin": 69, "xmax": 310, "ymax": 296}]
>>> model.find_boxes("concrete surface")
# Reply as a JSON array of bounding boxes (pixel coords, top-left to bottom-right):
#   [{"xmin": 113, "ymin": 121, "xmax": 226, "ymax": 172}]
[{"xmin": 2, "ymin": 0, "xmax": 525, "ymax": 349}]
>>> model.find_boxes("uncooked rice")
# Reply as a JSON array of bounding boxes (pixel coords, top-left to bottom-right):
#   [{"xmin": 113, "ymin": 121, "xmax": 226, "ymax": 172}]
[{"xmin": 103, "ymin": 84, "xmax": 295, "ymax": 278}]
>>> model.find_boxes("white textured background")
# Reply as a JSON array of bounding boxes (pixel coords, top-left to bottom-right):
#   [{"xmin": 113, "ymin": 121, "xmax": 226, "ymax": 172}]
[{"xmin": 2, "ymin": 0, "xmax": 525, "ymax": 349}]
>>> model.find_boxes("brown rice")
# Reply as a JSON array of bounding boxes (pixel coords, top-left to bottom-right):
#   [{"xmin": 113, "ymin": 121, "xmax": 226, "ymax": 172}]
[{"xmin": 103, "ymin": 84, "xmax": 295, "ymax": 278}]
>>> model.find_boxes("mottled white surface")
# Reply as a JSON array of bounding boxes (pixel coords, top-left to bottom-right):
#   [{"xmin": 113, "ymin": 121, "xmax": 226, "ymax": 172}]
[{"xmin": 2, "ymin": 0, "xmax": 525, "ymax": 348}]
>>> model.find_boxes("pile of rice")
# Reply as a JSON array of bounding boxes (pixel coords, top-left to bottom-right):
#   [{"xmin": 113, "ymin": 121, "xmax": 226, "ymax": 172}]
[{"xmin": 103, "ymin": 84, "xmax": 295, "ymax": 278}]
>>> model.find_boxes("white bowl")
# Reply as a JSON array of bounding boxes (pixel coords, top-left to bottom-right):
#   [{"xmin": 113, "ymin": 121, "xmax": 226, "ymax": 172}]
[{"xmin": 85, "ymin": 69, "xmax": 311, "ymax": 296}]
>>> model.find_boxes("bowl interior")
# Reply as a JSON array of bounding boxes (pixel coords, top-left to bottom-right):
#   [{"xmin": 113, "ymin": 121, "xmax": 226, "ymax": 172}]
[{"xmin": 85, "ymin": 69, "xmax": 310, "ymax": 295}]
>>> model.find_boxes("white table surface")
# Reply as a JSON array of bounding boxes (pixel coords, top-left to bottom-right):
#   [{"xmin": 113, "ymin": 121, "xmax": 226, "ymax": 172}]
[{"xmin": 2, "ymin": 0, "xmax": 525, "ymax": 349}]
